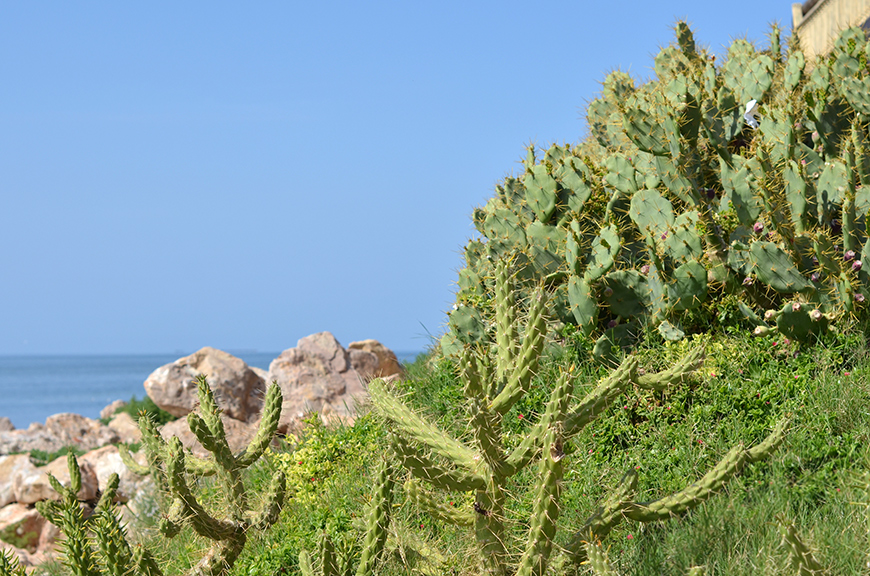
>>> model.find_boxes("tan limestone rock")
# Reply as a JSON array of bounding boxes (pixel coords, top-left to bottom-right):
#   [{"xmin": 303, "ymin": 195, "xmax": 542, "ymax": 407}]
[
  {"xmin": 13, "ymin": 455, "xmax": 98, "ymax": 505},
  {"xmin": 347, "ymin": 339, "xmax": 405, "ymax": 379},
  {"xmin": 0, "ymin": 455, "xmax": 36, "ymax": 508},
  {"xmin": 107, "ymin": 412, "xmax": 142, "ymax": 444},
  {"xmin": 159, "ymin": 416, "xmax": 256, "ymax": 460},
  {"xmin": 144, "ymin": 347, "xmax": 266, "ymax": 422},
  {"xmin": 0, "ymin": 503, "xmax": 45, "ymax": 553}
]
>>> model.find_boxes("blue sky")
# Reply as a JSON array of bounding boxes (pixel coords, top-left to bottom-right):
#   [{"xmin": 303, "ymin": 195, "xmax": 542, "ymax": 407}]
[{"xmin": 1, "ymin": 1, "xmax": 793, "ymax": 355}]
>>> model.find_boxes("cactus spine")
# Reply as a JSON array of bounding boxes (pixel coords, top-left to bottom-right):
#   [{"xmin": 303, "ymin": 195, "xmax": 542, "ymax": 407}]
[{"xmin": 35, "ymin": 375, "xmax": 286, "ymax": 576}]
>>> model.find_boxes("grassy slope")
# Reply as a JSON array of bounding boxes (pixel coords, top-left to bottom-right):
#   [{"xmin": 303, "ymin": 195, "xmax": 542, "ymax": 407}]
[{"xmin": 40, "ymin": 323, "xmax": 868, "ymax": 576}]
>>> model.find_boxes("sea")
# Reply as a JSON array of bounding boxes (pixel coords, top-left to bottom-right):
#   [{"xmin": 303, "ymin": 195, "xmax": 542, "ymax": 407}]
[{"xmin": 0, "ymin": 351, "xmax": 424, "ymax": 430}]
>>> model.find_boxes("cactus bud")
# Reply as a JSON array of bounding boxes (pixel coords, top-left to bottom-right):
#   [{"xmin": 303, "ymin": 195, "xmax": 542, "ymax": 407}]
[
  {"xmin": 791, "ymin": 302, "xmax": 801, "ymax": 312},
  {"xmin": 640, "ymin": 264, "xmax": 650, "ymax": 275},
  {"xmin": 753, "ymin": 326, "xmax": 770, "ymax": 336},
  {"xmin": 845, "ymin": 250, "xmax": 856, "ymax": 261},
  {"xmin": 810, "ymin": 309, "xmax": 823, "ymax": 321},
  {"xmin": 855, "ymin": 293, "xmax": 866, "ymax": 303},
  {"xmin": 607, "ymin": 319, "xmax": 619, "ymax": 329},
  {"xmin": 753, "ymin": 222, "xmax": 764, "ymax": 234},
  {"xmin": 603, "ymin": 287, "xmax": 614, "ymax": 297},
  {"xmin": 811, "ymin": 272, "xmax": 820, "ymax": 282},
  {"xmin": 764, "ymin": 309, "xmax": 777, "ymax": 321},
  {"xmin": 811, "ymin": 130, "xmax": 820, "ymax": 143},
  {"xmin": 794, "ymin": 122, "xmax": 802, "ymax": 131},
  {"xmin": 852, "ymin": 260, "xmax": 863, "ymax": 271},
  {"xmin": 743, "ymin": 276, "xmax": 754, "ymax": 286}
]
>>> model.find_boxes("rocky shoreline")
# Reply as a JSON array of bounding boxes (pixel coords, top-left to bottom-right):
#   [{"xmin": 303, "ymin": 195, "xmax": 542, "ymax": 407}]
[{"xmin": 0, "ymin": 332, "xmax": 405, "ymax": 568}]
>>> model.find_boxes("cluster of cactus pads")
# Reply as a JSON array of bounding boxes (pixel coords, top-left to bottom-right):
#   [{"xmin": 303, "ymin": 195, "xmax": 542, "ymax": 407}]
[
  {"xmin": 446, "ymin": 23, "xmax": 870, "ymax": 354},
  {"xmin": 372, "ymin": 260, "xmax": 786, "ymax": 575}
]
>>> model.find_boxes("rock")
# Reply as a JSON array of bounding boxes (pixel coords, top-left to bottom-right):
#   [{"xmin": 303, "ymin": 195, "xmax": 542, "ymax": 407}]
[
  {"xmin": 0, "ymin": 503, "xmax": 45, "ymax": 553},
  {"xmin": 0, "ymin": 540, "xmax": 47, "ymax": 568},
  {"xmin": 78, "ymin": 445, "xmax": 147, "ymax": 504},
  {"xmin": 0, "ymin": 418, "xmax": 13, "ymax": 433},
  {"xmin": 144, "ymin": 347, "xmax": 266, "ymax": 423},
  {"xmin": 0, "ymin": 414, "xmax": 120, "ymax": 456},
  {"xmin": 44, "ymin": 414, "xmax": 121, "ymax": 450},
  {"xmin": 37, "ymin": 520, "xmax": 61, "ymax": 556},
  {"xmin": 268, "ymin": 332, "xmax": 368, "ymax": 430},
  {"xmin": 13, "ymin": 454, "xmax": 98, "ymax": 505},
  {"xmin": 160, "ymin": 416, "xmax": 256, "ymax": 460},
  {"xmin": 100, "ymin": 400, "xmax": 127, "ymax": 421},
  {"xmin": 107, "ymin": 412, "xmax": 142, "ymax": 444},
  {"xmin": 348, "ymin": 339, "xmax": 405, "ymax": 379},
  {"xmin": 0, "ymin": 455, "xmax": 35, "ymax": 508},
  {"xmin": 348, "ymin": 349, "xmax": 379, "ymax": 381}
]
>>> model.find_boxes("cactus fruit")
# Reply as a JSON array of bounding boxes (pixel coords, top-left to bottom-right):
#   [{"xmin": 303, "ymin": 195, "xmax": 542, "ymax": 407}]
[
  {"xmin": 447, "ymin": 22, "xmax": 870, "ymax": 349},
  {"xmin": 34, "ymin": 375, "xmax": 286, "ymax": 576}
]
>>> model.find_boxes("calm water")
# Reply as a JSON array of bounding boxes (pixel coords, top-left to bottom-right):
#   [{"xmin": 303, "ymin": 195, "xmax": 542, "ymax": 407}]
[{"xmin": 0, "ymin": 351, "xmax": 422, "ymax": 430}]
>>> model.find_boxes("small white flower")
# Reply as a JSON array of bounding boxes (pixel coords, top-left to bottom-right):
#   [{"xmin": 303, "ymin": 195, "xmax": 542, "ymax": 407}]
[{"xmin": 744, "ymin": 99, "xmax": 761, "ymax": 129}]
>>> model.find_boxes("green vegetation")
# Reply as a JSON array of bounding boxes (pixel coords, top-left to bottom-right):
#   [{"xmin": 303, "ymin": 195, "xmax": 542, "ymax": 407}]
[
  {"xmin": 102, "ymin": 395, "xmax": 178, "ymax": 427},
  {"xmin": 11, "ymin": 21, "xmax": 870, "ymax": 576}
]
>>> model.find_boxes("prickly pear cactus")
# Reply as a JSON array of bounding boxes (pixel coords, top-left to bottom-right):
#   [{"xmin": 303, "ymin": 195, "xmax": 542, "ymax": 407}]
[{"xmin": 448, "ymin": 23, "xmax": 870, "ymax": 350}]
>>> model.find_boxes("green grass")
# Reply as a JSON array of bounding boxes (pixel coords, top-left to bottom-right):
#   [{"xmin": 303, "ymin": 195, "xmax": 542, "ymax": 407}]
[
  {"xmin": 101, "ymin": 394, "xmax": 178, "ymax": 426},
  {"xmin": 35, "ymin": 324, "xmax": 870, "ymax": 575}
]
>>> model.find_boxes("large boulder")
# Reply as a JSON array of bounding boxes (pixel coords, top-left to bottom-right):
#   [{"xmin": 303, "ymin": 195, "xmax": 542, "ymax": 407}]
[
  {"xmin": 0, "ymin": 419, "xmax": 13, "ymax": 433},
  {"xmin": 268, "ymin": 332, "xmax": 369, "ymax": 430},
  {"xmin": 107, "ymin": 412, "xmax": 142, "ymax": 444},
  {"xmin": 144, "ymin": 347, "xmax": 266, "ymax": 423},
  {"xmin": 347, "ymin": 339, "xmax": 406, "ymax": 379}
]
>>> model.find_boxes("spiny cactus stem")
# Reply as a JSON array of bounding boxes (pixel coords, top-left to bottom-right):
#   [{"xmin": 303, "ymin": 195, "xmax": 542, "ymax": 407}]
[
  {"xmin": 635, "ymin": 347, "xmax": 705, "ymax": 391},
  {"xmin": 474, "ymin": 477, "xmax": 508, "ymax": 576},
  {"xmin": 252, "ymin": 470, "xmax": 287, "ymax": 530},
  {"xmin": 778, "ymin": 517, "xmax": 827, "ymax": 575},
  {"xmin": 389, "ymin": 434, "xmax": 485, "ymax": 492},
  {"xmin": 165, "ymin": 437, "xmax": 238, "ymax": 541},
  {"xmin": 355, "ymin": 459, "xmax": 395, "ymax": 576},
  {"xmin": 567, "ymin": 470, "xmax": 638, "ymax": 566},
  {"xmin": 369, "ymin": 378, "xmax": 479, "ymax": 472},
  {"xmin": 583, "ymin": 539, "xmax": 620, "ymax": 576},
  {"xmin": 494, "ymin": 259, "xmax": 518, "ymax": 383},
  {"xmin": 564, "ymin": 356, "xmax": 637, "ymax": 437},
  {"xmin": 516, "ymin": 429, "xmax": 565, "ymax": 576},
  {"xmin": 489, "ymin": 287, "xmax": 547, "ymax": 415},
  {"xmin": 236, "ymin": 381, "xmax": 282, "ymax": 468},
  {"xmin": 404, "ymin": 478, "xmax": 474, "ymax": 527}
]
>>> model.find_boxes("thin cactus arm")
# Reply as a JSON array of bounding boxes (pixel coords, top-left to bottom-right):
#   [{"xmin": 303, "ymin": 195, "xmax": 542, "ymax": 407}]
[
  {"xmin": 191, "ymin": 374, "xmax": 235, "ymax": 468},
  {"xmin": 390, "ymin": 434, "xmax": 485, "ymax": 492},
  {"xmin": 404, "ymin": 478, "xmax": 474, "ymax": 527},
  {"xmin": 94, "ymin": 473, "xmax": 120, "ymax": 515},
  {"xmin": 118, "ymin": 444, "xmax": 150, "ymax": 476},
  {"xmin": 165, "ymin": 437, "xmax": 239, "ymax": 541},
  {"xmin": 92, "ymin": 511, "xmax": 134, "ymax": 576},
  {"xmin": 251, "ymin": 470, "xmax": 287, "ymax": 530},
  {"xmin": 503, "ymin": 371, "xmax": 572, "ymax": 476},
  {"xmin": 635, "ymin": 347, "xmax": 705, "ymax": 391},
  {"xmin": 564, "ymin": 356, "xmax": 638, "ymax": 437},
  {"xmin": 583, "ymin": 539, "xmax": 621, "ymax": 576},
  {"xmin": 131, "ymin": 546, "xmax": 164, "ymax": 576},
  {"xmin": 471, "ymin": 398, "xmax": 508, "ymax": 478},
  {"xmin": 489, "ymin": 289, "xmax": 548, "ymax": 415},
  {"xmin": 236, "ymin": 381, "xmax": 283, "ymax": 468},
  {"xmin": 298, "ymin": 549, "xmax": 315, "ymax": 576},
  {"xmin": 0, "ymin": 548, "xmax": 29, "ymax": 576},
  {"xmin": 625, "ymin": 445, "xmax": 745, "ymax": 521},
  {"xmin": 565, "ymin": 470, "xmax": 638, "ymax": 566},
  {"xmin": 777, "ymin": 517, "xmax": 828, "ymax": 575},
  {"xmin": 515, "ymin": 429, "xmax": 566, "ymax": 576},
  {"xmin": 494, "ymin": 259, "xmax": 518, "ymax": 383},
  {"xmin": 355, "ymin": 459, "xmax": 396, "ymax": 576},
  {"xmin": 192, "ymin": 538, "xmax": 247, "ymax": 576},
  {"xmin": 369, "ymin": 378, "xmax": 480, "ymax": 472},
  {"xmin": 746, "ymin": 417, "xmax": 788, "ymax": 462}
]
